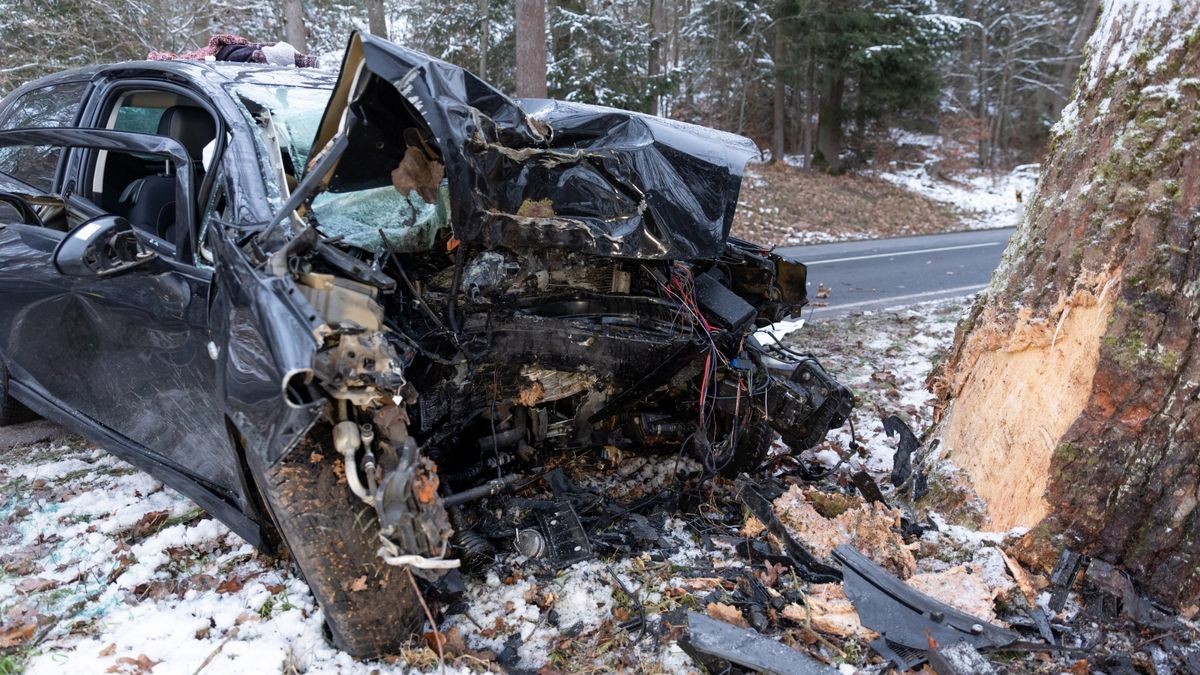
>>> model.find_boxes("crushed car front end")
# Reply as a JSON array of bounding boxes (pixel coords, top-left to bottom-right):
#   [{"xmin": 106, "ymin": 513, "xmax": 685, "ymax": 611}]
[{"xmin": 216, "ymin": 32, "xmax": 853, "ymax": 656}]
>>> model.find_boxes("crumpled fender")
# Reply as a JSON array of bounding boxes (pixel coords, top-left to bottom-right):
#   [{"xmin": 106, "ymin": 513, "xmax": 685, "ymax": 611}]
[{"xmin": 208, "ymin": 220, "xmax": 324, "ymax": 467}]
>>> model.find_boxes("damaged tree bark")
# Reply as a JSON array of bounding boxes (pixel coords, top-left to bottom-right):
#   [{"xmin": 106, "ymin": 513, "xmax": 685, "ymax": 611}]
[{"xmin": 929, "ymin": 1, "xmax": 1200, "ymax": 609}]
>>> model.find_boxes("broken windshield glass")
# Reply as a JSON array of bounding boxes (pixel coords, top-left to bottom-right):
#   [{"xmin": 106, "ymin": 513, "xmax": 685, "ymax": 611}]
[
  {"xmin": 236, "ymin": 81, "xmax": 448, "ymax": 253},
  {"xmin": 234, "ymin": 83, "xmax": 330, "ymax": 178},
  {"xmin": 311, "ymin": 183, "xmax": 449, "ymax": 253}
]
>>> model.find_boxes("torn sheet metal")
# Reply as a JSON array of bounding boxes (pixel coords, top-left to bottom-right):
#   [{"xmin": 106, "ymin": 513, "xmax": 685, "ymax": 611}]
[
  {"xmin": 307, "ymin": 32, "xmax": 759, "ymax": 260},
  {"xmin": 833, "ymin": 545, "xmax": 1020, "ymax": 670},
  {"xmin": 680, "ymin": 611, "xmax": 839, "ymax": 675}
]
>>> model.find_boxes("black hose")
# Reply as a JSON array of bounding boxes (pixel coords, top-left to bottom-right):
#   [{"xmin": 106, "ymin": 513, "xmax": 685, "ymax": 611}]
[{"xmin": 446, "ymin": 245, "xmax": 467, "ymax": 334}]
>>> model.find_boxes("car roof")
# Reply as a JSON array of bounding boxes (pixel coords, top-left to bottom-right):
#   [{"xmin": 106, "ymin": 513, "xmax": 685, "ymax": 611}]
[{"xmin": 14, "ymin": 60, "xmax": 336, "ymax": 95}]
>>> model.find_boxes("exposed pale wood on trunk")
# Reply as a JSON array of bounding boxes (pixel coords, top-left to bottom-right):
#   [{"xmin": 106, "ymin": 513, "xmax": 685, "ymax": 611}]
[{"xmin": 930, "ymin": 1, "xmax": 1200, "ymax": 609}]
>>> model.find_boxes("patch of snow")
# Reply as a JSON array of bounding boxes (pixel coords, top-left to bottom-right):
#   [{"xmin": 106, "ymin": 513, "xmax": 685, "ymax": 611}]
[{"xmin": 874, "ymin": 164, "xmax": 1038, "ymax": 230}]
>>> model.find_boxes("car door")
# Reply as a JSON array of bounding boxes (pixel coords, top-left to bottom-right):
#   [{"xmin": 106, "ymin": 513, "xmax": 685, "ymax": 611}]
[{"xmin": 0, "ymin": 129, "xmax": 255, "ymax": 527}]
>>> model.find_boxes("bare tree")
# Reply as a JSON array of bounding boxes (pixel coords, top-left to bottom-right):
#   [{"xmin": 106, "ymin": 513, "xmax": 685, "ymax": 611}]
[
  {"xmin": 366, "ymin": 0, "xmax": 387, "ymax": 38},
  {"xmin": 478, "ymin": 0, "xmax": 490, "ymax": 79},
  {"xmin": 515, "ymin": 0, "xmax": 547, "ymax": 98},
  {"xmin": 284, "ymin": 0, "xmax": 307, "ymax": 51},
  {"xmin": 769, "ymin": 17, "xmax": 785, "ymax": 164},
  {"xmin": 930, "ymin": 0, "xmax": 1200, "ymax": 607}
]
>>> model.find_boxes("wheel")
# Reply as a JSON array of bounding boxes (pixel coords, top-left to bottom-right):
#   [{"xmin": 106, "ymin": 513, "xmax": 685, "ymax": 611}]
[
  {"xmin": 0, "ymin": 363, "xmax": 35, "ymax": 426},
  {"xmin": 250, "ymin": 426, "xmax": 425, "ymax": 659}
]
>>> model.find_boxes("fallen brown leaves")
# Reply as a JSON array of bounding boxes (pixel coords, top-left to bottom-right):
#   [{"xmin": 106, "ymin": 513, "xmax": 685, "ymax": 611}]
[
  {"xmin": 732, "ymin": 164, "xmax": 960, "ymax": 246},
  {"xmin": 14, "ymin": 577, "xmax": 57, "ymax": 595},
  {"xmin": 0, "ymin": 603, "xmax": 44, "ymax": 649},
  {"xmin": 106, "ymin": 653, "xmax": 159, "ymax": 674},
  {"xmin": 706, "ymin": 602, "xmax": 748, "ymax": 628},
  {"xmin": 124, "ymin": 511, "xmax": 169, "ymax": 542}
]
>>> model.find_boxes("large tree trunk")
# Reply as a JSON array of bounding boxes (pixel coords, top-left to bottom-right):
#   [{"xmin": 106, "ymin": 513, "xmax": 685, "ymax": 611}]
[
  {"xmin": 515, "ymin": 0, "xmax": 548, "ymax": 98},
  {"xmin": 929, "ymin": 1, "xmax": 1200, "ymax": 609},
  {"xmin": 283, "ymin": 0, "xmax": 307, "ymax": 52}
]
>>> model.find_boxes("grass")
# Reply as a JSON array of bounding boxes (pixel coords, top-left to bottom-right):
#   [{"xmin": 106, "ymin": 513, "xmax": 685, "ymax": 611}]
[{"xmin": 0, "ymin": 653, "xmax": 26, "ymax": 675}]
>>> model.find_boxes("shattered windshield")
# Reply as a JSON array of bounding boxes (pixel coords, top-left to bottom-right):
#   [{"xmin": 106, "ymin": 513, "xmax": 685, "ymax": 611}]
[
  {"xmin": 235, "ymin": 83, "xmax": 330, "ymax": 178},
  {"xmin": 236, "ymin": 81, "xmax": 449, "ymax": 253}
]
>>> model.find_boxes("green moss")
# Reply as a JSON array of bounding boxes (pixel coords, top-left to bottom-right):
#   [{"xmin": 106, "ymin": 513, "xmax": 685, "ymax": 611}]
[{"xmin": 805, "ymin": 490, "xmax": 855, "ymax": 519}]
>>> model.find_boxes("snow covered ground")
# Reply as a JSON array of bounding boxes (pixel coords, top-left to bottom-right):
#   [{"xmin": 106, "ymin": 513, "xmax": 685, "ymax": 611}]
[
  {"xmin": 873, "ymin": 164, "xmax": 1039, "ymax": 231},
  {"xmin": 0, "ymin": 297, "xmax": 1012, "ymax": 674}
]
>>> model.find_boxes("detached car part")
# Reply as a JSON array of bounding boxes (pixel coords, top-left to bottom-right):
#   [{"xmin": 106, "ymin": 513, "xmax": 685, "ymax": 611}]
[
  {"xmin": 680, "ymin": 611, "xmax": 839, "ymax": 675},
  {"xmin": 834, "ymin": 545, "xmax": 1020, "ymax": 669}
]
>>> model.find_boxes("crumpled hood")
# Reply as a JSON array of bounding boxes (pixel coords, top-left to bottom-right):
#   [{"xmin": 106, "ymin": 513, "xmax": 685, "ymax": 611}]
[{"xmin": 309, "ymin": 32, "xmax": 758, "ymax": 260}]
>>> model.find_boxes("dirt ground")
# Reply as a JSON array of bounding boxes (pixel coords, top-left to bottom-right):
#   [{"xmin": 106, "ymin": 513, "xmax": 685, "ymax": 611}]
[{"xmin": 732, "ymin": 163, "xmax": 963, "ymax": 246}]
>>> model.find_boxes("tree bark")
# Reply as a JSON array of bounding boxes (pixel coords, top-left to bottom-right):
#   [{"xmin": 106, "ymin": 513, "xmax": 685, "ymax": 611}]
[
  {"xmin": 478, "ymin": 0, "xmax": 490, "ymax": 80},
  {"xmin": 284, "ymin": 0, "xmax": 307, "ymax": 53},
  {"xmin": 814, "ymin": 69, "xmax": 845, "ymax": 173},
  {"xmin": 366, "ymin": 0, "xmax": 387, "ymax": 38},
  {"xmin": 515, "ymin": 0, "xmax": 548, "ymax": 98},
  {"xmin": 929, "ymin": 1, "xmax": 1200, "ymax": 609},
  {"xmin": 769, "ymin": 17, "xmax": 785, "ymax": 164},
  {"xmin": 647, "ymin": 0, "xmax": 663, "ymax": 115},
  {"xmin": 801, "ymin": 46, "xmax": 815, "ymax": 170}
]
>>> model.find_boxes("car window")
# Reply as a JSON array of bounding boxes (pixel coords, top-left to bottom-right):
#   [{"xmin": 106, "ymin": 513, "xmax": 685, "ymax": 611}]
[
  {"xmin": 112, "ymin": 105, "xmax": 166, "ymax": 134},
  {"xmin": 0, "ymin": 81, "xmax": 88, "ymax": 191}
]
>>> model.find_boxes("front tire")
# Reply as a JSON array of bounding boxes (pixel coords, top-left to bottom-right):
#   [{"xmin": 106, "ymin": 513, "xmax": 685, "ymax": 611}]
[{"xmin": 251, "ymin": 427, "xmax": 426, "ymax": 659}]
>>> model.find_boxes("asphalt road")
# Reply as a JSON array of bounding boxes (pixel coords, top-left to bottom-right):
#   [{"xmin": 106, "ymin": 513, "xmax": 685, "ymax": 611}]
[{"xmin": 778, "ymin": 227, "xmax": 1016, "ymax": 319}]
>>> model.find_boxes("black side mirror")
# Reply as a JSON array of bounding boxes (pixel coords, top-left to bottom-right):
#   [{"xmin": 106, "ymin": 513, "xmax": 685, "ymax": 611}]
[{"xmin": 54, "ymin": 215, "xmax": 163, "ymax": 277}]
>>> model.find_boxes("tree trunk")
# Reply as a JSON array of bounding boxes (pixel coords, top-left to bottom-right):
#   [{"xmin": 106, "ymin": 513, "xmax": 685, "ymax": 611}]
[
  {"xmin": 515, "ymin": 0, "xmax": 548, "ymax": 98},
  {"xmin": 647, "ymin": 0, "xmax": 663, "ymax": 115},
  {"xmin": 1057, "ymin": 0, "xmax": 1102, "ymax": 99},
  {"xmin": 769, "ymin": 17, "xmax": 785, "ymax": 164},
  {"xmin": 478, "ymin": 0, "xmax": 490, "ymax": 79},
  {"xmin": 815, "ymin": 69, "xmax": 845, "ymax": 173},
  {"xmin": 366, "ymin": 0, "xmax": 387, "ymax": 38},
  {"xmin": 801, "ymin": 46, "xmax": 815, "ymax": 170},
  {"xmin": 928, "ymin": 1, "xmax": 1200, "ymax": 609},
  {"xmin": 284, "ymin": 0, "xmax": 307, "ymax": 52}
]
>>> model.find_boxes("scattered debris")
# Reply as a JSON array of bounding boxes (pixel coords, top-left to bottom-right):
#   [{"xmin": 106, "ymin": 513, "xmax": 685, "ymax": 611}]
[
  {"xmin": 772, "ymin": 484, "xmax": 916, "ymax": 578},
  {"xmin": 928, "ymin": 641, "xmax": 996, "ymax": 675},
  {"xmin": 1048, "ymin": 548, "xmax": 1085, "ymax": 613},
  {"xmin": 734, "ymin": 481, "xmax": 842, "ymax": 583},
  {"xmin": 680, "ymin": 611, "xmax": 838, "ymax": 675},
  {"xmin": 782, "ymin": 584, "xmax": 872, "ymax": 639},
  {"xmin": 835, "ymin": 545, "xmax": 1020, "ymax": 669}
]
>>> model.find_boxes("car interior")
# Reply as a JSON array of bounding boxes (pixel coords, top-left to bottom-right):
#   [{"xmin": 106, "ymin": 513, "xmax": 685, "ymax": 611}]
[{"xmin": 86, "ymin": 89, "xmax": 218, "ymax": 252}]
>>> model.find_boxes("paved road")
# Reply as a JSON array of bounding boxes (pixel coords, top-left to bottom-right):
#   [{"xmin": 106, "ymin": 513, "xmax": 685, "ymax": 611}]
[{"xmin": 778, "ymin": 227, "xmax": 1016, "ymax": 319}]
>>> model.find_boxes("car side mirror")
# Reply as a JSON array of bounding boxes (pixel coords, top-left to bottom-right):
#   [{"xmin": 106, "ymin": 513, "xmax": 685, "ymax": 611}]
[{"xmin": 54, "ymin": 215, "xmax": 164, "ymax": 277}]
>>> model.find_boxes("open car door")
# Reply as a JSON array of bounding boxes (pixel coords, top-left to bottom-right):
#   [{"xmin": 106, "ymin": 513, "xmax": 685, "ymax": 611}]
[{"xmin": 0, "ymin": 128, "xmax": 273, "ymax": 545}]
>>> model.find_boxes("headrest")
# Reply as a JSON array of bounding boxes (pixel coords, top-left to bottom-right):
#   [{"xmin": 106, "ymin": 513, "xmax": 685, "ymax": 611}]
[{"xmin": 156, "ymin": 106, "xmax": 216, "ymax": 159}]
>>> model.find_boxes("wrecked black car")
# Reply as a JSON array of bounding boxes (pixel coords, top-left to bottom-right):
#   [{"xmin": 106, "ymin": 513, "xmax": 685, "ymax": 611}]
[{"xmin": 0, "ymin": 32, "xmax": 851, "ymax": 657}]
